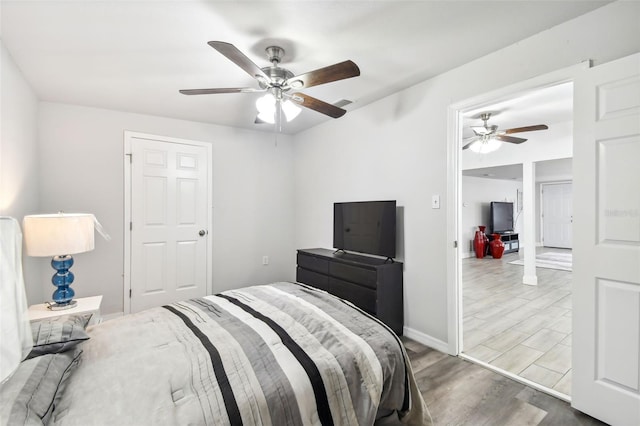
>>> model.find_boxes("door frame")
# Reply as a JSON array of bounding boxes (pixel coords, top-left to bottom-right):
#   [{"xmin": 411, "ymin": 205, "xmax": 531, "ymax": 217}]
[
  {"xmin": 123, "ymin": 131, "xmax": 213, "ymax": 315},
  {"xmin": 446, "ymin": 62, "xmax": 589, "ymax": 356},
  {"xmin": 540, "ymin": 181, "xmax": 573, "ymax": 248}
]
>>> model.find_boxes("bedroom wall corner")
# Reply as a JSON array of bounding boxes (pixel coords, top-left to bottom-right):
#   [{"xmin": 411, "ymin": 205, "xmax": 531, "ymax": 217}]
[{"xmin": 0, "ymin": 40, "xmax": 42, "ymax": 305}]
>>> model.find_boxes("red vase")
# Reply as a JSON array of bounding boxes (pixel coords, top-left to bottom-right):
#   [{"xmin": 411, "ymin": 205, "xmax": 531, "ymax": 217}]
[
  {"xmin": 490, "ymin": 234, "xmax": 505, "ymax": 259},
  {"xmin": 474, "ymin": 226, "xmax": 487, "ymax": 258},
  {"xmin": 482, "ymin": 227, "xmax": 490, "ymax": 256}
]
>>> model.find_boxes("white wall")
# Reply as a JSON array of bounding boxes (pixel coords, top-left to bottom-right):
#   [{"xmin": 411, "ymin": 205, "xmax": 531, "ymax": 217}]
[
  {"xmin": 293, "ymin": 1, "xmax": 640, "ymax": 344},
  {"xmin": 0, "ymin": 41, "xmax": 42, "ymax": 304},
  {"xmin": 461, "ymin": 176, "xmax": 523, "ymax": 257},
  {"xmin": 36, "ymin": 103, "xmax": 296, "ymax": 315}
]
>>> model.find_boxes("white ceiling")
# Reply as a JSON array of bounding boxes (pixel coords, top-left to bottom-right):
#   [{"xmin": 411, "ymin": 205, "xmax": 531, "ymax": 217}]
[
  {"xmin": 0, "ymin": 1, "xmax": 609, "ymax": 134},
  {"xmin": 461, "ymin": 82, "xmax": 574, "ymax": 139}
]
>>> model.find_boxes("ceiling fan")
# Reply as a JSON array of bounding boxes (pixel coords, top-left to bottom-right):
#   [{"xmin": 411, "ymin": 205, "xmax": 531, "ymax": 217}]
[
  {"xmin": 179, "ymin": 41, "xmax": 360, "ymax": 128},
  {"xmin": 462, "ymin": 112, "xmax": 548, "ymax": 153}
]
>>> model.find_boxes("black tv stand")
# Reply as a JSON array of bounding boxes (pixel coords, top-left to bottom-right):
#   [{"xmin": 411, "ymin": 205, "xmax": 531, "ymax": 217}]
[{"xmin": 494, "ymin": 232, "xmax": 519, "ymax": 254}]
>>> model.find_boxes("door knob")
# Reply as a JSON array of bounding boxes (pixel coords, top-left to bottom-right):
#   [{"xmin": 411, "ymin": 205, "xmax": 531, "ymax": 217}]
[{"xmin": 199, "ymin": 230, "xmax": 207, "ymax": 236}]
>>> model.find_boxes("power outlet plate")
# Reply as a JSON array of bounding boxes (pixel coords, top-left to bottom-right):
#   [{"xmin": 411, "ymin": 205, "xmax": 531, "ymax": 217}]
[{"xmin": 432, "ymin": 195, "xmax": 440, "ymax": 209}]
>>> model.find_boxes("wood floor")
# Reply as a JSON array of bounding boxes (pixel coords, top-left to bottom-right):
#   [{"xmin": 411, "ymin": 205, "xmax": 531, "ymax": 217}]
[
  {"xmin": 462, "ymin": 248, "xmax": 573, "ymax": 395},
  {"xmin": 402, "ymin": 338, "xmax": 606, "ymax": 426}
]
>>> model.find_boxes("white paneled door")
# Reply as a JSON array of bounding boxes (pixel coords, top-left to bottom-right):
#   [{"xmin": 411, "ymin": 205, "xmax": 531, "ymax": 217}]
[
  {"xmin": 127, "ymin": 133, "xmax": 211, "ymax": 313},
  {"xmin": 542, "ymin": 182, "xmax": 572, "ymax": 248},
  {"xmin": 573, "ymin": 53, "xmax": 640, "ymax": 425}
]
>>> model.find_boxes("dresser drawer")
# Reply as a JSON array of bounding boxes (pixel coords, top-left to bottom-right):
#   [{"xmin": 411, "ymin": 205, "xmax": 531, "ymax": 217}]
[
  {"xmin": 329, "ymin": 262, "xmax": 377, "ymax": 289},
  {"xmin": 296, "ymin": 267, "xmax": 329, "ymax": 291},
  {"xmin": 297, "ymin": 253, "xmax": 329, "ymax": 274},
  {"xmin": 329, "ymin": 278, "xmax": 376, "ymax": 314}
]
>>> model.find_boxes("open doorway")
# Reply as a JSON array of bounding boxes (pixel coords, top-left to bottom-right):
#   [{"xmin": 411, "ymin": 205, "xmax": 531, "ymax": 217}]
[
  {"xmin": 460, "ymin": 159, "xmax": 574, "ymax": 397},
  {"xmin": 453, "ymin": 80, "xmax": 576, "ymax": 399}
]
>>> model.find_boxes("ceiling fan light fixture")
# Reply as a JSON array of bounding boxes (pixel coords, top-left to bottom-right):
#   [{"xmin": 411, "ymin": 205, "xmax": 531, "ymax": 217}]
[
  {"xmin": 181, "ymin": 42, "xmax": 360, "ymax": 124},
  {"xmin": 256, "ymin": 93, "xmax": 276, "ymax": 123},
  {"xmin": 256, "ymin": 93, "xmax": 301, "ymax": 124},
  {"xmin": 469, "ymin": 138, "xmax": 502, "ymax": 154},
  {"xmin": 281, "ymin": 99, "xmax": 301, "ymax": 121},
  {"xmin": 257, "ymin": 110, "xmax": 275, "ymax": 124}
]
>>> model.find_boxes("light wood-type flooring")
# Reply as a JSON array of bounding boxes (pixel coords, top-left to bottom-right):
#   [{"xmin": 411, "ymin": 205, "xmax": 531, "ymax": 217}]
[
  {"xmin": 461, "ymin": 248, "xmax": 573, "ymax": 395},
  {"xmin": 403, "ymin": 337, "xmax": 604, "ymax": 426}
]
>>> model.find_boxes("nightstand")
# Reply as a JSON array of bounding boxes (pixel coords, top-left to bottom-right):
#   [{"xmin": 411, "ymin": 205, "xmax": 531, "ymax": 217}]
[{"xmin": 28, "ymin": 295, "xmax": 103, "ymax": 325}]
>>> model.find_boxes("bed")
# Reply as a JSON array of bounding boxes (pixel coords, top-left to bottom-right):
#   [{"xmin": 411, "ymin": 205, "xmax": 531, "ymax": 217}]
[{"xmin": 2, "ymin": 278, "xmax": 431, "ymax": 425}]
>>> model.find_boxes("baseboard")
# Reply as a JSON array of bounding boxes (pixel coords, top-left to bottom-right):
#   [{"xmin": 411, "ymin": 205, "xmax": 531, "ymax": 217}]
[
  {"xmin": 403, "ymin": 326, "xmax": 450, "ymax": 354},
  {"xmin": 461, "ymin": 251, "xmax": 474, "ymax": 259}
]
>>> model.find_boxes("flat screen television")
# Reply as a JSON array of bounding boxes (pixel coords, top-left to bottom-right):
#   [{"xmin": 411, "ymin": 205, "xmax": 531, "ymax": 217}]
[
  {"xmin": 490, "ymin": 201, "xmax": 514, "ymax": 233},
  {"xmin": 333, "ymin": 200, "xmax": 396, "ymax": 258}
]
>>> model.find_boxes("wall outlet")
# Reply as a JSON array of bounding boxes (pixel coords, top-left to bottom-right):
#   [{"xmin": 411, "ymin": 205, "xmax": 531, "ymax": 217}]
[
  {"xmin": 432, "ymin": 195, "xmax": 440, "ymax": 209},
  {"xmin": 262, "ymin": 256, "xmax": 269, "ymax": 265}
]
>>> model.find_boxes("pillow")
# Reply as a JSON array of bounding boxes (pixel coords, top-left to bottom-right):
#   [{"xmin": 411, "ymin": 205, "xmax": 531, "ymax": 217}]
[
  {"xmin": 0, "ymin": 349, "xmax": 82, "ymax": 426},
  {"xmin": 27, "ymin": 314, "xmax": 92, "ymax": 359}
]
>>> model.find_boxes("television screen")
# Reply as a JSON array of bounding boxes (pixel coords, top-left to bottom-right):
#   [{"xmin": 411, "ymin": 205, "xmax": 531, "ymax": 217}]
[
  {"xmin": 490, "ymin": 201, "xmax": 514, "ymax": 233},
  {"xmin": 333, "ymin": 201, "xmax": 396, "ymax": 258}
]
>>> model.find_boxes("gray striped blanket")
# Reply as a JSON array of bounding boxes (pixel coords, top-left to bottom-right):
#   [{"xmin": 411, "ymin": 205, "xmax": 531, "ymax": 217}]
[{"xmin": 51, "ymin": 282, "xmax": 431, "ymax": 425}]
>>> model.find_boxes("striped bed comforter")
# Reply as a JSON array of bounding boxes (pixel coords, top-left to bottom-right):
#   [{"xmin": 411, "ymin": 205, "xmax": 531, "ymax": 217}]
[{"xmin": 51, "ymin": 282, "xmax": 431, "ymax": 425}]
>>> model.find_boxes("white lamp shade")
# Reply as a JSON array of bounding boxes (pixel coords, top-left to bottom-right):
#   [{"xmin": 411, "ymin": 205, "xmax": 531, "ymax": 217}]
[
  {"xmin": 256, "ymin": 93, "xmax": 276, "ymax": 123},
  {"xmin": 256, "ymin": 93, "xmax": 301, "ymax": 123},
  {"xmin": 281, "ymin": 100, "xmax": 301, "ymax": 121},
  {"xmin": 23, "ymin": 213, "xmax": 95, "ymax": 257},
  {"xmin": 469, "ymin": 138, "xmax": 502, "ymax": 154}
]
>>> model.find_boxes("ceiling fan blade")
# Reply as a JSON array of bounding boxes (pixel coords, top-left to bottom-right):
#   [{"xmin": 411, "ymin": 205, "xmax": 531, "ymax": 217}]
[
  {"xmin": 290, "ymin": 93, "xmax": 346, "ymax": 118},
  {"xmin": 286, "ymin": 60, "xmax": 360, "ymax": 90},
  {"xmin": 495, "ymin": 134, "xmax": 527, "ymax": 144},
  {"xmin": 208, "ymin": 41, "xmax": 270, "ymax": 82},
  {"xmin": 462, "ymin": 136, "xmax": 480, "ymax": 150},
  {"xmin": 179, "ymin": 88, "xmax": 264, "ymax": 95},
  {"xmin": 503, "ymin": 124, "xmax": 548, "ymax": 134}
]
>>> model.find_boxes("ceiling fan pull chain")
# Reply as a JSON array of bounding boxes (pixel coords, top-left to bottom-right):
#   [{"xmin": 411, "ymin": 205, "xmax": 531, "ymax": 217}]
[{"xmin": 276, "ymin": 99, "xmax": 283, "ymax": 133}]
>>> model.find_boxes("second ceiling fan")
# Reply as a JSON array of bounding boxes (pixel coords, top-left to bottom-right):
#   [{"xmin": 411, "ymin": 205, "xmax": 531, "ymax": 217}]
[
  {"xmin": 180, "ymin": 41, "xmax": 360, "ymax": 127},
  {"xmin": 463, "ymin": 112, "xmax": 548, "ymax": 153}
]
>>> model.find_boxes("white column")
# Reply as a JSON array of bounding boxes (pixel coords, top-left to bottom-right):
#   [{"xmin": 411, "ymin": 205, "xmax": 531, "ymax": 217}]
[{"xmin": 522, "ymin": 161, "xmax": 537, "ymax": 285}]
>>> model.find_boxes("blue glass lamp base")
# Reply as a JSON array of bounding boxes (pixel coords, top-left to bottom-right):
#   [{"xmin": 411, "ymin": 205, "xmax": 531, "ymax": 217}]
[
  {"xmin": 47, "ymin": 299, "xmax": 78, "ymax": 311},
  {"xmin": 49, "ymin": 255, "xmax": 76, "ymax": 308}
]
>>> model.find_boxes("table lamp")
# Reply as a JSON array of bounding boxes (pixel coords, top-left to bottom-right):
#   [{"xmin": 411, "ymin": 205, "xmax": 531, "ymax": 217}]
[{"xmin": 23, "ymin": 213, "xmax": 95, "ymax": 310}]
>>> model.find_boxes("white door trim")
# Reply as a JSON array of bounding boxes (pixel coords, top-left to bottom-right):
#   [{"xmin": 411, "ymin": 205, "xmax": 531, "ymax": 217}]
[
  {"xmin": 446, "ymin": 61, "xmax": 589, "ymax": 356},
  {"xmin": 123, "ymin": 131, "xmax": 213, "ymax": 315}
]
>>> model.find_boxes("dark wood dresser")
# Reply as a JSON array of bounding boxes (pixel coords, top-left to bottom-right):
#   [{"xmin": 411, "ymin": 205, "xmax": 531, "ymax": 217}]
[{"xmin": 296, "ymin": 248, "xmax": 403, "ymax": 335}]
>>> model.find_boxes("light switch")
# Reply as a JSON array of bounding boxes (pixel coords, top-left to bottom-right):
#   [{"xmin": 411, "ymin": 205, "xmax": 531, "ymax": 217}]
[{"xmin": 432, "ymin": 195, "xmax": 440, "ymax": 209}]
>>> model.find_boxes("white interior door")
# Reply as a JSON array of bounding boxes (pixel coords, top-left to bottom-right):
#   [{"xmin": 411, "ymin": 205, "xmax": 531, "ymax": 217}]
[
  {"xmin": 572, "ymin": 53, "xmax": 640, "ymax": 425},
  {"xmin": 128, "ymin": 134, "xmax": 211, "ymax": 313},
  {"xmin": 542, "ymin": 182, "xmax": 573, "ymax": 248}
]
